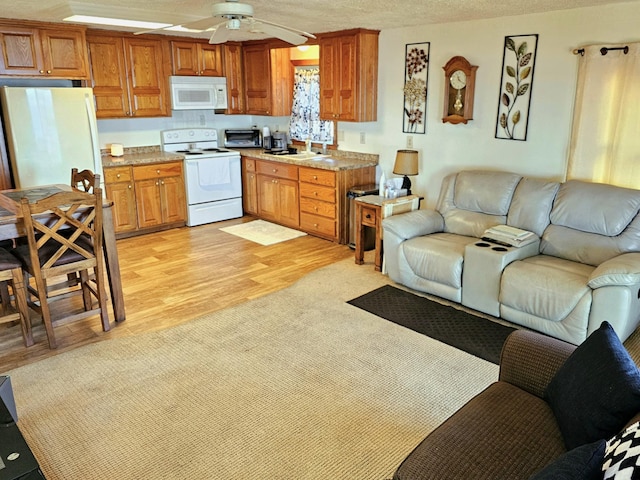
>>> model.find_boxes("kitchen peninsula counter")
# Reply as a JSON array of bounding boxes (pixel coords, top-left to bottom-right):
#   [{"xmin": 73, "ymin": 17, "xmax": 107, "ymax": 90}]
[
  {"xmin": 238, "ymin": 148, "xmax": 379, "ymax": 171},
  {"xmin": 240, "ymin": 148, "xmax": 377, "ymax": 244}
]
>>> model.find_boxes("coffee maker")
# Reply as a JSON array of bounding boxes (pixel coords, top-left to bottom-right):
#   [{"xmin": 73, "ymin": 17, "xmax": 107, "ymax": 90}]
[{"xmin": 266, "ymin": 131, "xmax": 288, "ymax": 153}]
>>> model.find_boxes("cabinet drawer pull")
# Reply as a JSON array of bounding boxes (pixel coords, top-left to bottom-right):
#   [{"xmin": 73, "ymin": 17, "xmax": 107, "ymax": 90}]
[
  {"xmin": 313, "ymin": 175, "xmax": 318, "ymax": 180},
  {"xmin": 156, "ymin": 169, "xmax": 160, "ymax": 174},
  {"xmin": 116, "ymin": 174, "xmax": 121, "ymax": 179}
]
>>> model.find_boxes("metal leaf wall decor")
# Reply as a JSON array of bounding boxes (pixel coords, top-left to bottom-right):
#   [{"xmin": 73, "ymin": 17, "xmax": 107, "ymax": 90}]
[
  {"xmin": 403, "ymin": 42, "xmax": 430, "ymax": 134},
  {"xmin": 495, "ymin": 34, "xmax": 539, "ymax": 141}
]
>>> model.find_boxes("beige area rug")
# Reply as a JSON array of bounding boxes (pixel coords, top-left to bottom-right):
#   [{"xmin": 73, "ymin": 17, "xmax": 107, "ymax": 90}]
[
  {"xmin": 6, "ymin": 256, "xmax": 498, "ymax": 480},
  {"xmin": 219, "ymin": 219, "xmax": 307, "ymax": 245}
]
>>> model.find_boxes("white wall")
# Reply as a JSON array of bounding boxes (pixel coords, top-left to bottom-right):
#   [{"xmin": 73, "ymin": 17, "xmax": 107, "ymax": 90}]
[
  {"xmin": 338, "ymin": 1, "xmax": 640, "ymax": 207},
  {"xmin": 97, "ymin": 1, "xmax": 640, "ymax": 208}
]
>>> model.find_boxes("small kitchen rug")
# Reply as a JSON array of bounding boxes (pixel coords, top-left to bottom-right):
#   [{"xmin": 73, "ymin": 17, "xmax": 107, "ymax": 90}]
[
  {"xmin": 347, "ymin": 285, "xmax": 517, "ymax": 364},
  {"xmin": 220, "ymin": 219, "xmax": 307, "ymax": 245}
]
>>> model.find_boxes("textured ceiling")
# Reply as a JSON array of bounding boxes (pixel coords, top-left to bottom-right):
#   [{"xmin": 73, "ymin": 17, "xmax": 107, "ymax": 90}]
[{"xmin": 1, "ymin": 0, "xmax": 638, "ymax": 41}]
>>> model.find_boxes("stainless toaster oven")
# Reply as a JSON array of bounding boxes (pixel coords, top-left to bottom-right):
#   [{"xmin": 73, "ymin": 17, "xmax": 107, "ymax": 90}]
[{"xmin": 224, "ymin": 129, "xmax": 262, "ymax": 148}]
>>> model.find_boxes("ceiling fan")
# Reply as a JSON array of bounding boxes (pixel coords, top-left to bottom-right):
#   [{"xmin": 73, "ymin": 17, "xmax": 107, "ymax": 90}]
[{"xmin": 138, "ymin": 0, "xmax": 316, "ymax": 45}]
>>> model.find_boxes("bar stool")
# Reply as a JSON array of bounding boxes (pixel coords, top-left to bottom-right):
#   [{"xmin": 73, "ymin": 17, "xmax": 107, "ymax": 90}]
[{"xmin": 0, "ymin": 248, "xmax": 32, "ymax": 347}]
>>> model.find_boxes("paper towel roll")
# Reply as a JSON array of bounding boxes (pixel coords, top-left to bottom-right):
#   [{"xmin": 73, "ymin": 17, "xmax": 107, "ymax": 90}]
[
  {"xmin": 110, "ymin": 143, "xmax": 124, "ymax": 157},
  {"xmin": 262, "ymin": 126, "xmax": 271, "ymax": 138}
]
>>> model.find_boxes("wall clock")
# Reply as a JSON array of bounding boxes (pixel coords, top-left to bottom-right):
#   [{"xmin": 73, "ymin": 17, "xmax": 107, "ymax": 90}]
[{"xmin": 442, "ymin": 56, "xmax": 478, "ymax": 125}]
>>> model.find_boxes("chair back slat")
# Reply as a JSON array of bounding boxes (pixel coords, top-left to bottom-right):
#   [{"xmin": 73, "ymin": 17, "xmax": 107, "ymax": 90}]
[
  {"xmin": 71, "ymin": 168, "xmax": 100, "ymax": 194},
  {"xmin": 20, "ymin": 189, "xmax": 103, "ymax": 273}
]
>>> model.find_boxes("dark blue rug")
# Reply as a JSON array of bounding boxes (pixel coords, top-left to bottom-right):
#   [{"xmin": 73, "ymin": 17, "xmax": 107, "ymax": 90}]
[{"xmin": 348, "ymin": 285, "xmax": 516, "ymax": 365}]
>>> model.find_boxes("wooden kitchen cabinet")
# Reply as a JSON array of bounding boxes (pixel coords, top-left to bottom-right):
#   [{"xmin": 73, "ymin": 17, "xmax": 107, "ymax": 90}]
[
  {"xmin": 242, "ymin": 155, "xmax": 376, "ymax": 244},
  {"xmin": 243, "ymin": 42, "xmax": 271, "ymax": 115},
  {"xmin": 242, "ymin": 157, "xmax": 258, "ymax": 215},
  {"xmin": 318, "ymin": 29, "xmax": 379, "ymax": 122},
  {"xmin": 299, "ymin": 167, "xmax": 338, "ymax": 241},
  {"xmin": 223, "ymin": 42, "xmax": 245, "ymax": 114},
  {"xmin": 133, "ymin": 162, "xmax": 186, "ymax": 228},
  {"xmin": 86, "ymin": 31, "xmax": 169, "ymax": 119},
  {"xmin": 242, "ymin": 41, "xmax": 293, "ymax": 116},
  {"xmin": 170, "ymin": 40, "xmax": 223, "ymax": 76},
  {"xmin": 0, "ymin": 22, "xmax": 89, "ymax": 78},
  {"xmin": 256, "ymin": 159, "xmax": 299, "ymax": 228},
  {"xmin": 104, "ymin": 166, "xmax": 138, "ymax": 234},
  {"xmin": 104, "ymin": 161, "xmax": 186, "ymax": 238}
]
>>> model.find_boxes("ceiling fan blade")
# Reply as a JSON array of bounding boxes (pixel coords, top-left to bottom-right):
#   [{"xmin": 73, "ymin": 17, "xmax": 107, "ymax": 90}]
[
  {"xmin": 209, "ymin": 23, "xmax": 233, "ymax": 44},
  {"xmin": 179, "ymin": 17, "xmax": 224, "ymax": 31},
  {"xmin": 253, "ymin": 21, "xmax": 308, "ymax": 45},
  {"xmin": 256, "ymin": 17, "xmax": 316, "ymax": 40}
]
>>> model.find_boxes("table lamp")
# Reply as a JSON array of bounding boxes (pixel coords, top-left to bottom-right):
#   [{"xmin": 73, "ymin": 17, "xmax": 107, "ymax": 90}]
[{"xmin": 393, "ymin": 149, "xmax": 419, "ymax": 195}]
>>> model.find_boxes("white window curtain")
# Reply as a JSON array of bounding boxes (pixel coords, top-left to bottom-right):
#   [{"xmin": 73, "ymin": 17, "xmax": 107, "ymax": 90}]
[
  {"xmin": 567, "ymin": 43, "xmax": 640, "ymax": 188},
  {"xmin": 289, "ymin": 68, "xmax": 334, "ymax": 144}
]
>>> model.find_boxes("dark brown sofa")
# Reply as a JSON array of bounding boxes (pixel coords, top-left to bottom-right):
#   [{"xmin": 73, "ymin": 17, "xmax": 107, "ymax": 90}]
[{"xmin": 392, "ymin": 328, "xmax": 640, "ymax": 480}]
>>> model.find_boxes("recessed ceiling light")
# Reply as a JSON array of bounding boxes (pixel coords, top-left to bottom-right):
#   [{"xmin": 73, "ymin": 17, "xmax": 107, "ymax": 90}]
[{"xmin": 63, "ymin": 14, "xmax": 172, "ymax": 30}]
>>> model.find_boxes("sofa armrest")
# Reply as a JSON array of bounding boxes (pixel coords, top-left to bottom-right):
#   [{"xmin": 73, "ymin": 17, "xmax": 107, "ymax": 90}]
[
  {"xmin": 588, "ymin": 253, "xmax": 640, "ymax": 289},
  {"xmin": 381, "ymin": 209, "xmax": 444, "ymax": 241},
  {"xmin": 498, "ymin": 330, "xmax": 575, "ymax": 398}
]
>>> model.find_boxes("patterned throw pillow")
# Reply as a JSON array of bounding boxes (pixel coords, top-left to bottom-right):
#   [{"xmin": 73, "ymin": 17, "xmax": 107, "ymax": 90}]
[{"xmin": 603, "ymin": 421, "xmax": 640, "ymax": 479}]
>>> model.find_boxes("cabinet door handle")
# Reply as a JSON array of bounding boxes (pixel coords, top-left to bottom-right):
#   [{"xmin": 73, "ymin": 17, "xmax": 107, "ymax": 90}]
[
  {"xmin": 128, "ymin": 185, "xmax": 132, "ymax": 189},
  {"xmin": 365, "ymin": 213, "xmax": 372, "ymax": 219},
  {"xmin": 161, "ymin": 181, "xmax": 165, "ymax": 185}
]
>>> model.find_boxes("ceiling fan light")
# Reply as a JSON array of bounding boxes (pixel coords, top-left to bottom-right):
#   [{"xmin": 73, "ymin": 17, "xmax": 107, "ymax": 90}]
[{"xmin": 227, "ymin": 18, "xmax": 241, "ymax": 29}]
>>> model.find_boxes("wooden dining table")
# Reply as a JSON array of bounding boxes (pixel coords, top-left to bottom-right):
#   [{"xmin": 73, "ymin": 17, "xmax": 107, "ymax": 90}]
[{"xmin": 0, "ymin": 184, "xmax": 126, "ymax": 323}]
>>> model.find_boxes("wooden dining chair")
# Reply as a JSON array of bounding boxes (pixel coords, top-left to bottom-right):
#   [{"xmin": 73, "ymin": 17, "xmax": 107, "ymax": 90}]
[
  {"xmin": 0, "ymin": 248, "xmax": 33, "ymax": 347},
  {"xmin": 13, "ymin": 189, "xmax": 110, "ymax": 348},
  {"xmin": 71, "ymin": 168, "xmax": 100, "ymax": 193}
]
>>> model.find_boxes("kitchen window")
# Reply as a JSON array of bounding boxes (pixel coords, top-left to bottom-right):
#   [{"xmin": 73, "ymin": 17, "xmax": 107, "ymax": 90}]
[{"xmin": 289, "ymin": 66, "xmax": 334, "ymax": 145}]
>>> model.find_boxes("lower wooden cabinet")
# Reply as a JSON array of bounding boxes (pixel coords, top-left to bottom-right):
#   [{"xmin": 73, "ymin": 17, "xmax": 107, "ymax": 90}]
[
  {"xmin": 299, "ymin": 167, "xmax": 337, "ymax": 240},
  {"xmin": 104, "ymin": 161, "xmax": 186, "ymax": 237},
  {"xmin": 242, "ymin": 155, "xmax": 376, "ymax": 244},
  {"xmin": 256, "ymin": 159, "xmax": 299, "ymax": 228},
  {"xmin": 242, "ymin": 157, "xmax": 258, "ymax": 215}
]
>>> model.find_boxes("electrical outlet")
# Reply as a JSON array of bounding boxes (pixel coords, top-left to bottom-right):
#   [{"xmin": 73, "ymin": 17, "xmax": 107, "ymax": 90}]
[
  {"xmin": 406, "ymin": 136, "xmax": 413, "ymax": 148},
  {"xmin": 360, "ymin": 132, "xmax": 366, "ymax": 144}
]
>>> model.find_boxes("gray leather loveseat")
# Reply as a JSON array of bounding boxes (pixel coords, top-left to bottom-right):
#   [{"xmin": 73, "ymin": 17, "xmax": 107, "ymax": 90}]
[{"xmin": 382, "ymin": 170, "xmax": 640, "ymax": 345}]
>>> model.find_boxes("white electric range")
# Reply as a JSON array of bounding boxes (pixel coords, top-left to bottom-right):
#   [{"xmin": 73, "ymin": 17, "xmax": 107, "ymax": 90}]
[{"xmin": 161, "ymin": 128, "xmax": 242, "ymax": 226}]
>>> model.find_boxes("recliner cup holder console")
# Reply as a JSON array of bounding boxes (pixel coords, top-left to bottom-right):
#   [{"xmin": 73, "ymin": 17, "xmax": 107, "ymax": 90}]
[{"xmin": 474, "ymin": 241, "xmax": 509, "ymax": 252}]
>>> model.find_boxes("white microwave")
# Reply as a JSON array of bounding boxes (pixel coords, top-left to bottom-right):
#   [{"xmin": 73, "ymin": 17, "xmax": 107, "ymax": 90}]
[{"xmin": 169, "ymin": 76, "xmax": 228, "ymax": 110}]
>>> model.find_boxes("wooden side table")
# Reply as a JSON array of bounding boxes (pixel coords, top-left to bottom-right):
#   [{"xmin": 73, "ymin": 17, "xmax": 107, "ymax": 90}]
[{"xmin": 354, "ymin": 194, "xmax": 422, "ymax": 271}]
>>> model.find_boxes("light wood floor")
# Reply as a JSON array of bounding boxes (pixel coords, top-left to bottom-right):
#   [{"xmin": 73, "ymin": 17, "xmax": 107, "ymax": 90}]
[{"xmin": 0, "ymin": 216, "xmax": 355, "ymax": 372}]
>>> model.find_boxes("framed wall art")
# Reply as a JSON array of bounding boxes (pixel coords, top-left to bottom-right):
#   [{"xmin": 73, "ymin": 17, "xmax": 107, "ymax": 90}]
[
  {"xmin": 403, "ymin": 42, "xmax": 430, "ymax": 133},
  {"xmin": 495, "ymin": 34, "xmax": 539, "ymax": 141}
]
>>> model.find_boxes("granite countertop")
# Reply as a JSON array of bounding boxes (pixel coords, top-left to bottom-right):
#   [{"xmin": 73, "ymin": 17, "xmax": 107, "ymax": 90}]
[
  {"xmin": 238, "ymin": 148, "xmax": 379, "ymax": 171},
  {"xmin": 101, "ymin": 146, "xmax": 379, "ymax": 171},
  {"xmin": 102, "ymin": 150, "xmax": 184, "ymax": 168}
]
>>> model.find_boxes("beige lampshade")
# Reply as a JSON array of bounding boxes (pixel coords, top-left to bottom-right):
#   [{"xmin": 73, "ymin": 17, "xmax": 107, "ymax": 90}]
[{"xmin": 393, "ymin": 150, "xmax": 419, "ymax": 176}]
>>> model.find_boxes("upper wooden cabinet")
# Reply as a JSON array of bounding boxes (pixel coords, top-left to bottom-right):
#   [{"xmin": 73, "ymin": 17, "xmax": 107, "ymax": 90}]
[
  {"xmin": 0, "ymin": 23, "xmax": 89, "ymax": 79},
  {"xmin": 243, "ymin": 42, "xmax": 271, "ymax": 115},
  {"xmin": 86, "ymin": 32, "xmax": 169, "ymax": 119},
  {"xmin": 242, "ymin": 41, "xmax": 293, "ymax": 116},
  {"xmin": 318, "ymin": 29, "xmax": 379, "ymax": 122},
  {"xmin": 170, "ymin": 40, "xmax": 223, "ymax": 76},
  {"xmin": 223, "ymin": 42, "xmax": 245, "ymax": 114}
]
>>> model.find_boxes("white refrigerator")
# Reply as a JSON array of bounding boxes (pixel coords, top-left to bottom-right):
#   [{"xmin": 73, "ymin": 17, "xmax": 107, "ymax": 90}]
[{"xmin": 0, "ymin": 86, "xmax": 102, "ymax": 189}]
